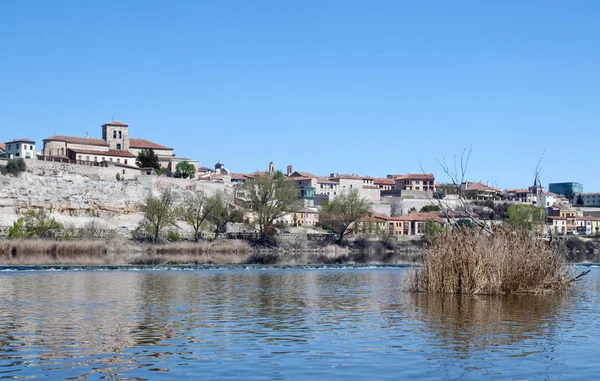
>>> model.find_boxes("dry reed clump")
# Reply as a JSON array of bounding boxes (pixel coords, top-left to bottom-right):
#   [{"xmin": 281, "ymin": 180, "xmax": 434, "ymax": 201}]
[
  {"xmin": 0, "ymin": 239, "xmax": 110, "ymax": 265},
  {"xmin": 145, "ymin": 239, "xmax": 252, "ymax": 255},
  {"xmin": 405, "ymin": 226, "xmax": 573, "ymax": 295},
  {"xmin": 129, "ymin": 239, "xmax": 253, "ymax": 265}
]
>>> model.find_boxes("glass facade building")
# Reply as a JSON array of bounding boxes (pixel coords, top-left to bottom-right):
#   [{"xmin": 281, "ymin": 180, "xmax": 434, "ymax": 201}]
[{"xmin": 548, "ymin": 182, "xmax": 583, "ymax": 196}]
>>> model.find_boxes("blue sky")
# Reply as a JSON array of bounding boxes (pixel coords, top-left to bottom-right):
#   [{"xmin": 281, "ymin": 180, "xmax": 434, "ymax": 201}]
[{"xmin": 1, "ymin": 1, "xmax": 599, "ymax": 190}]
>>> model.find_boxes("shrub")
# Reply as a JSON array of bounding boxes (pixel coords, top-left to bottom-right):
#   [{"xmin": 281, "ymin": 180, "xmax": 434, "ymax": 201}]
[
  {"xmin": 167, "ymin": 230, "xmax": 184, "ymax": 242},
  {"xmin": 1, "ymin": 158, "xmax": 26, "ymax": 176},
  {"xmin": 8, "ymin": 210, "xmax": 63, "ymax": 239},
  {"xmin": 405, "ymin": 226, "xmax": 573, "ymax": 294}
]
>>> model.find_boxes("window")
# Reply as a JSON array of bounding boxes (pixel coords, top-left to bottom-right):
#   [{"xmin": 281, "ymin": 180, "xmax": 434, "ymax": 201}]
[
  {"xmin": 118, "ymin": 131, "xmax": 122, "ymax": 139},
  {"xmin": 16, "ymin": 143, "xmax": 19, "ymax": 149},
  {"xmin": 86, "ymin": 156, "xmax": 90, "ymax": 161},
  {"xmin": 116, "ymin": 143, "xmax": 121, "ymax": 150},
  {"xmin": 124, "ymin": 159, "xmax": 127, "ymax": 165},
  {"xmin": 113, "ymin": 131, "xmax": 117, "ymax": 138},
  {"xmin": 94, "ymin": 157, "xmax": 98, "ymax": 162},
  {"xmin": 78, "ymin": 155, "xmax": 82, "ymax": 160},
  {"xmin": 110, "ymin": 158, "xmax": 113, "ymax": 162},
  {"xmin": 117, "ymin": 158, "xmax": 120, "ymax": 163}
]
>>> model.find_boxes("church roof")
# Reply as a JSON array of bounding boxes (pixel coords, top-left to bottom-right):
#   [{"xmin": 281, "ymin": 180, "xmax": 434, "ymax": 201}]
[
  {"xmin": 129, "ymin": 138, "xmax": 172, "ymax": 150},
  {"xmin": 102, "ymin": 120, "xmax": 129, "ymax": 127},
  {"xmin": 44, "ymin": 135, "xmax": 109, "ymax": 146}
]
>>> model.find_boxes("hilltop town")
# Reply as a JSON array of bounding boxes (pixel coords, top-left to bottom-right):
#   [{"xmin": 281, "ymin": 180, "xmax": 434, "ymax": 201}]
[{"xmin": 1, "ymin": 120, "xmax": 600, "ymax": 241}]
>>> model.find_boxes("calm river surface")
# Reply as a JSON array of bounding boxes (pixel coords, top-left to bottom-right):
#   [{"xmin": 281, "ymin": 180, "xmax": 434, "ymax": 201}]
[{"xmin": 0, "ymin": 265, "xmax": 599, "ymax": 380}]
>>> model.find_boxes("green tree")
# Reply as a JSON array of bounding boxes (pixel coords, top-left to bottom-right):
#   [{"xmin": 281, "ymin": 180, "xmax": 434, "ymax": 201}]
[
  {"xmin": 507, "ymin": 204, "xmax": 545, "ymax": 231},
  {"xmin": 420, "ymin": 204, "xmax": 440, "ymax": 212},
  {"xmin": 138, "ymin": 187, "xmax": 179, "ymax": 243},
  {"xmin": 8, "ymin": 210, "xmax": 64, "ymax": 238},
  {"xmin": 320, "ymin": 188, "xmax": 371, "ymax": 244},
  {"xmin": 206, "ymin": 191, "xmax": 243, "ymax": 239},
  {"xmin": 174, "ymin": 161, "xmax": 196, "ymax": 179},
  {"xmin": 242, "ymin": 171, "xmax": 300, "ymax": 244},
  {"xmin": 179, "ymin": 190, "xmax": 213, "ymax": 242},
  {"xmin": 136, "ymin": 149, "xmax": 160, "ymax": 170},
  {"xmin": 576, "ymin": 194, "xmax": 584, "ymax": 206}
]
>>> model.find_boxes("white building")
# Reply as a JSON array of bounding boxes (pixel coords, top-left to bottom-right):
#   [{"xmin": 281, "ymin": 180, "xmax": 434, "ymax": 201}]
[{"xmin": 5, "ymin": 138, "xmax": 36, "ymax": 159}]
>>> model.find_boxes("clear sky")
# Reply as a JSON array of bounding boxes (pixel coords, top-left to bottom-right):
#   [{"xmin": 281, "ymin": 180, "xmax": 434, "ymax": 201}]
[{"xmin": 1, "ymin": 1, "xmax": 599, "ymax": 190}]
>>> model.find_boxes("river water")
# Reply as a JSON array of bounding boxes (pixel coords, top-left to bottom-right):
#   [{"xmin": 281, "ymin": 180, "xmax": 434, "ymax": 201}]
[{"xmin": 0, "ymin": 265, "xmax": 598, "ymax": 380}]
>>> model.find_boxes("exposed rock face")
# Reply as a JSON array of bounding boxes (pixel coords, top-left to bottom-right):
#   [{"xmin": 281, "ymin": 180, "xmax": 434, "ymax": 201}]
[{"xmin": 0, "ymin": 171, "xmax": 230, "ymax": 229}]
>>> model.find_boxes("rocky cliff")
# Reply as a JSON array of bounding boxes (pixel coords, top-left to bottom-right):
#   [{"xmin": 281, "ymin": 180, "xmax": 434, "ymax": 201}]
[{"xmin": 0, "ymin": 170, "xmax": 229, "ymax": 230}]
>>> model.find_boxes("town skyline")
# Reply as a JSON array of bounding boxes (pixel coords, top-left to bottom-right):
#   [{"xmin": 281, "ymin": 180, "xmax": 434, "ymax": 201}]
[{"xmin": 2, "ymin": 1, "xmax": 599, "ymax": 189}]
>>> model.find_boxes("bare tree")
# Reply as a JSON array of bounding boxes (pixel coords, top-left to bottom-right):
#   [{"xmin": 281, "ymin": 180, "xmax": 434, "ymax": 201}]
[
  {"xmin": 206, "ymin": 190, "xmax": 242, "ymax": 239},
  {"xmin": 422, "ymin": 147, "xmax": 494, "ymax": 235}
]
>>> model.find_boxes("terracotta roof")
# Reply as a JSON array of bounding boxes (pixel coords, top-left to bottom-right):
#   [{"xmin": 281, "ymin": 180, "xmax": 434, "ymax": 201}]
[
  {"xmin": 463, "ymin": 182, "xmax": 500, "ymax": 192},
  {"xmin": 0, "ymin": 143, "xmax": 5, "ymax": 151},
  {"xmin": 197, "ymin": 167, "xmax": 212, "ymax": 172},
  {"xmin": 129, "ymin": 138, "xmax": 172, "ymax": 150},
  {"xmin": 317, "ymin": 177, "xmax": 338, "ymax": 184},
  {"xmin": 358, "ymin": 216, "xmax": 387, "ymax": 223},
  {"xmin": 374, "ymin": 178, "xmax": 395, "ymax": 186},
  {"xmin": 291, "ymin": 171, "xmax": 317, "ymax": 179},
  {"xmin": 230, "ymin": 173, "xmax": 251, "ymax": 180},
  {"xmin": 68, "ymin": 148, "xmax": 135, "ymax": 158},
  {"xmin": 102, "ymin": 120, "xmax": 129, "ymax": 127},
  {"xmin": 44, "ymin": 135, "xmax": 109, "ymax": 146},
  {"xmin": 6, "ymin": 138, "xmax": 35, "ymax": 143},
  {"xmin": 393, "ymin": 173, "xmax": 435, "ymax": 181},
  {"xmin": 507, "ymin": 189, "xmax": 531, "ymax": 194},
  {"xmin": 393, "ymin": 212, "xmax": 445, "ymax": 223}
]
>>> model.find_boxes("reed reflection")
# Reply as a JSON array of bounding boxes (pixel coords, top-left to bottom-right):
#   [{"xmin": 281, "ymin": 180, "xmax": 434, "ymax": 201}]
[{"xmin": 402, "ymin": 291, "xmax": 569, "ymax": 353}]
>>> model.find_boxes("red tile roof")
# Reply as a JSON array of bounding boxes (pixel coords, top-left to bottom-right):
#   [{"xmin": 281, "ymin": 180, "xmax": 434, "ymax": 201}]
[
  {"xmin": 69, "ymin": 148, "xmax": 135, "ymax": 158},
  {"xmin": 0, "ymin": 143, "xmax": 6, "ymax": 151},
  {"xmin": 374, "ymin": 178, "xmax": 396, "ymax": 186},
  {"xmin": 44, "ymin": 135, "xmax": 109, "ymax": 146},
  {"xmin": 463, "ymin": 182, "xmax": 500, "ymax": 192},
  {"xmin": 197, "ymin": 167, "xmax": 212, "ymax": 172},
  {"xmin": 102, "ymin": 120, "xmax": 129, "ymax": 127},
  {"xmin": 129, "ymin": 138, "xmax": 172, "ymax": 150},
  {"xmin": 393, "ymin": 174, "xmax": 435, "ymax": 181},
  {"xmin": 291, "ymin": 171, "xmax": 317, "ymax": 178},
  {"xmin": 507, "ymin": 189, "xmax": 531, "ymax": 194}
]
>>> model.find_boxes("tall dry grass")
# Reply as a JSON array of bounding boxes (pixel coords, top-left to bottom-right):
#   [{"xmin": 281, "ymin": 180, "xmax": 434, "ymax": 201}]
[
  {"xmin": 405, "ymin": 227, "xmax": 573, "ymax": 295},
  {"xmin": 0, "ymin": 239, "xmax": 111, "ymax": 265}
]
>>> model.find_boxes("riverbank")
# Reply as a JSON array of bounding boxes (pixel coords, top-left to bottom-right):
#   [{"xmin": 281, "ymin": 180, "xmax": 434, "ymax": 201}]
[{"xmin": 0, "ymin": 237, "xmax": 424, "ymax": 266}]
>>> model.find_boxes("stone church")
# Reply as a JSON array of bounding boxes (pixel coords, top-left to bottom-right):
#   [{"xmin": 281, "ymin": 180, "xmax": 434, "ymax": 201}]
[{"xmin": 42, "ymin": 120, "xmax": 197, "ymax": 171}]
